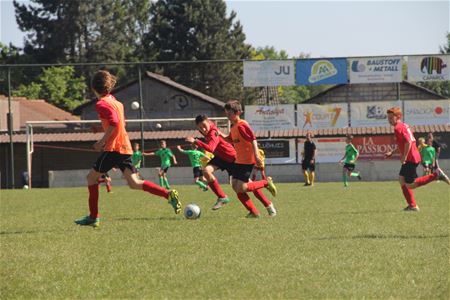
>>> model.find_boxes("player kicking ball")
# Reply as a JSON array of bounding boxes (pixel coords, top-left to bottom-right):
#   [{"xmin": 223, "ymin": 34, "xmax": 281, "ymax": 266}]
[
  {"xmin": 339, "ymin": 134, "xmax": 362, "ymax": 187},
  {"xmin": 385, "ymin": 107, "xmax": 449, "ymax": 212},
  {"xmin": 75, "ymin": 70, "xmax": 181, "ymax": 227},
  {"xmin": 177, "ymin": 144, "xmax": 209, "ymax": 191}
]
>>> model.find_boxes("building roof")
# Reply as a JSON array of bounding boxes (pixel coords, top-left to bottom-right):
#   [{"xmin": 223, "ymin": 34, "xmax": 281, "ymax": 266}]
[
  {"xmin": 303, "ymin": 81, "xmax": 447, "ymax": 103},
  {"xmin": 1, "ymin": 125, "xmax": 448, "ymax": 144},
  {"xmin": 74, "ymin": 71, "xmax": 224, "ymax": 114},
  {"xmin": 0, "ymin": 95, "xmax": 79, "ymax": 129}
]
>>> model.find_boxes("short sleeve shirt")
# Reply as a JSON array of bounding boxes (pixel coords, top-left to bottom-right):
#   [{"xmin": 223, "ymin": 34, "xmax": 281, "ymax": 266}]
[
  {"xmin": 155, "ymin": 148, "xmax": 174, "ymax": 168},
  {"xmin": 394, "ymin": 121, "xmax": 421, "ymax": 163}
]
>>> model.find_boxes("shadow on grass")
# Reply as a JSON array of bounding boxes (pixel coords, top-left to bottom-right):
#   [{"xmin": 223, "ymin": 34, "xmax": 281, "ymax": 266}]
[
  {"xmin": 115, "ymin": 216, "xmax": 181, "ymax": 221},
  {"xmin": 320, "ymin": 210, "xmax": 399, "ymax": 215},
  {"xmin": 0, "ymin": 229, "xmax": 73, "ymax": 235},
  {"xmin": 312, "ymin": 234, "xmax": 449, "ymax": 240}
]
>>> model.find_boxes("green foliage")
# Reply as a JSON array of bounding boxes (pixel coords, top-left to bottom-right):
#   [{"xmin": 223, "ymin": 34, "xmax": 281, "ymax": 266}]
[
  {"xmin": 13, "ymin": 66, "xmax": 87, "ymax": 111},
  {"xmin": 1, "ymin": 182, "xmax": 448, "ymax": 298},
  {"xmin": 144, "ymin": 0, "xmax": 251, "ymax": 101}
]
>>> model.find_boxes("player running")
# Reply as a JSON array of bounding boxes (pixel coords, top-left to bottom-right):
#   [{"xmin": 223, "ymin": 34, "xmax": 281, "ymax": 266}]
[
  {"xmin": 221, "ymin": 100, "xmax": 277, "ymax": 218},
  {"xmin": 418, "ymin": 137, "xmax": 435, "ymax": 175},
  {"xmin": 177, "ymin": 144, "xmax": 209, "ymax": 191},
  {"xmin": 301, "ymin": 132, "xmax": 316, "ymax": 186},
  {"xmin": 75, "ymin": 70, "xmax": 181, "ymax": 227},
  {"xmin": 339, "ymin": 134, "xmax": 362, "ymax": 187},
  {"xmin": 145, "ymin": 140, "xmax": 177, "ymax": 189},
  {"xmin": 384, "ymin": 107, "xmax": 449, "ymax": 212}
]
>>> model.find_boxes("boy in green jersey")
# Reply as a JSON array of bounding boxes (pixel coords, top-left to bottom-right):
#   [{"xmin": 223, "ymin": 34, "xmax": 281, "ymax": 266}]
[
  {"xmin": 418, "ymin": 137, "xmax": 435, "ymax": 175},
  {"xmin": 145, "ymin": 140, "xmax": 177, "ymax": 189},
  {"xmin": 338, "ymin": 134, "xmax": 362, "ymax": 187},
  {"xmin": 132, "ymin": 142, "xmax": 143, "ymax": 177},
  {"xmin": 177, "ymin": 145, "xmax": 209, "ymax": 191}
]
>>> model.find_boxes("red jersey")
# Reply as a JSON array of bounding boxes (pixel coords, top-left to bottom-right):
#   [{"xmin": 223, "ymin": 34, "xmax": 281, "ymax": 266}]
[
  {"xmin": 230, "ymin": 119, "xmax": 256, "ymax": 164},
  {"xmin": 393, "ymin": 121, "xmax": 421, "ymax": 163},
  {"xmin": 96, "ymin": 94, "xmax": 132, "ymax": 155},
  {"xmin": 195, "ymin": 121, "xmax": 236, "ymax": 163}
]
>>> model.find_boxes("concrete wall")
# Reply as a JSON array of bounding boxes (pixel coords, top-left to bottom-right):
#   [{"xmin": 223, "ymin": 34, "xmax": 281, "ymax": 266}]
[{"xmin": 49, "ymin": 159, "xmax": 450, "ymax": 187}]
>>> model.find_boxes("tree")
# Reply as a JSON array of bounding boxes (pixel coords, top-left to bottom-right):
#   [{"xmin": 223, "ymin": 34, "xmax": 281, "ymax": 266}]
[
  {"xmin": 13, "ymin": 66, "xmax": 87, "ymax": 111},
  {"xmin": 144, "ymin": 0, "xmax": 251, "ymax": 101}
]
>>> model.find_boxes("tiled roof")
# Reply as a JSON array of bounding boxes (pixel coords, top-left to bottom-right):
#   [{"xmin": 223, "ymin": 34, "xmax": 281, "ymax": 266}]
[
  {"xmin": 1, "ymin": 125, "xmax": 447, "ymax": 144},
  {"xmin": 0, "ymin": 95, "xmax": 79, "ymax": 128}
]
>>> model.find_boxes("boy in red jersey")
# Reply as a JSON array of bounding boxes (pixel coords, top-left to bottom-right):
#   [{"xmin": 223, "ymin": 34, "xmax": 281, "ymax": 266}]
[
  {"xmin": 384, "ymin": 107, "xmax": 449, "ymax": 212},
  {"xmin": 221, "ymin": 100, "xmax": 277, "ymax": 218},
  {"xmin": 75, "ymin": 70, "xmax": 181, "ymax": 227}
]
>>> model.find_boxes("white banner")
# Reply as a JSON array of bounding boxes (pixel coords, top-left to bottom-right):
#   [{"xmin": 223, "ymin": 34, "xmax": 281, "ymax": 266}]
[
  {"xmin": 245, "ymin": 105, "xmax": 295, "ymax": 131},
  {"xmin": 243, "ymin": 60, "xmax": 295, "ymax": 87},
  {"xmin": 350, "ymin": 101, "xmax": 401, "ymax": 127},
  {"xmin": 407, "ymin": 55, "xmax": 450, "ymax": 81},
  {"xmin": 298, "ymin": 137, "xmax": 346, "ymax": 163},
  {"xmin": 349, "ymin": 56, "xmax": 403, "ymax": 83},
  {"xmin": 297, "ymin": 103, "xmax": 348, "ymax": 129},
  {"xmin": 404, "ymin": 100, "xmax": 450, "ymax": 125}
]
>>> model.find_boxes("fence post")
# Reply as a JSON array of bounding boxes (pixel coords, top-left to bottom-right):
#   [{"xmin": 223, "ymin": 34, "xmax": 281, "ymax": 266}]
[
  {"xmin": 7, "ymin": 67, "xmax": 15, "ymax": 189},
  {"xmin": 138, "ymin": 65, "xmax": 145, "ymax": 166}
]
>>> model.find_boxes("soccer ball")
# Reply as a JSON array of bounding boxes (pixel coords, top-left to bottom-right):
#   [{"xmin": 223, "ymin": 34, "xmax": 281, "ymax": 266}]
[
  {"xmin": 155, "ymin": 123, "xmax": 162, "ymax": 129},
  {"xmin": 131, "ymin": 101, "xmax": 140, "ymax": 110},
  {"xmin": 184, "ymin": 203, "xmax": 201, "ymax": 219}
]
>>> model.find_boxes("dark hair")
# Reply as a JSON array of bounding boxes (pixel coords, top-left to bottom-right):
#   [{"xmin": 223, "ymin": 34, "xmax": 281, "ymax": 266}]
[
  {"xmin": 91, "ymin": 70, "xmax": 117, "ymax": 96},
  {"xmin": 346, "ymin": 134, "xmax": 354, "ymax": 140},
  {"xmin": 224, "ymin": 100, "xmax": 242, "ymax": 114},
  {"xmin": 195, "ymin": 114, "xmax": 208, "ymax": 124}
]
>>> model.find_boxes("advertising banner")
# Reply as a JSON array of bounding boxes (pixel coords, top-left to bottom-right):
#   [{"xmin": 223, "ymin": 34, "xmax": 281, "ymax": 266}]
[
  {"xmin": 243, "ymin": 60, "xmax": 295, "ymax": 87},
  {"xmin": 296, "ymin": 58, "xmax": 348, "ymax": 85},
  {"xmin": 258, "ymin": 139, "xmax": 296, "ymax": 164},
  {"xmin": 407, "ymin": 55, "xmax": 450, "ymax": 81},
  {"xmin": 297, "ymin": 137, "xmax": 346, "ymax": 163},
  {"xmin": 404, "ymin": 100, "xmax": 450, "ymax": 125},
  {"xmin": 349, "ymin": 56, "xmax": 402, "ymax": 83},
  {"xmin": 350, "ymin": 101, "xmax": 400, "ymax": 127},
  {"xmin": 352, "ymin": 135, "xmax": 399, "ymax": 160},
  {"xmin": 245, "ymin": 105, "xmax": 295, "ymax": 131},
  {"xmin": 297, "ymin": 103, "xmax": 348, "ymax": 129}
]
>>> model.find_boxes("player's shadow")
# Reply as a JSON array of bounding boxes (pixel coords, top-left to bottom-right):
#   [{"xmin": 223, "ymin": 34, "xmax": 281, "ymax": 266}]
[
  {"xmin": 0, "ymin": 229, "xmax": 72, "ymax": 235},
  {"xmin": 115, "ymin": 216, "xmax": 181, "ymax": 222},
  {"xmin": 321, "ymin": 210, "xmax": 398, "ymax": 215},
  {"xmin": 312, "ymin": 233, "xmax": 448, "ymax": 240}
]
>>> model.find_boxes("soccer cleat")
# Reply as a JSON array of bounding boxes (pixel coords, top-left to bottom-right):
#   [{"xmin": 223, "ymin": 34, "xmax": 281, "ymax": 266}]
[
  {"xmin": 245, "ymin": 212, "xmax": 260, "ymax": 218},
  {"xmin": 357, "ymin": 173, "xmax": 362, "ymax": 180},
  {"xmin": 266, "ymin": 203, "xmax": 277, "ymax": 217},
  {"xmin": 436, "ymin": 168, "xmax": 450, "ymax": 185},
  {"xmin": 74, "ymin": 215, "xmax": 100, "ymax": 227},
  {"xmin": 266, "ymin": 177, "xmax": 277, "ymax": 197},
  {"xmin": 202, "ymin": 186, "xmax": 209, "ymax": 192},
  {"xmin": 403, "ymin": 205, "xmax": 420, "ymax": 212},
  {"xmin": 303, "ymin": 182, "xmax": 310, "ymax": 186},
  {"xmin": 168, "ymin": 190, "xmax": 182, "ymax": 214},
  {"xmin": 212, "ymin": 197, "xmax": 230, "ymax": 210}
]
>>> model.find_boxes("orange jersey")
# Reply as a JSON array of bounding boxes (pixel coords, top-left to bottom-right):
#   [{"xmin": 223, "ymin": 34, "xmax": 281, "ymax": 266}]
[
  {"xmin": 96, "ymin": 94, "xmax": 132, "ymax": 155},
  {"xmin": 230, "ymin": 119, "xmax": 256, "ymax": 164}
]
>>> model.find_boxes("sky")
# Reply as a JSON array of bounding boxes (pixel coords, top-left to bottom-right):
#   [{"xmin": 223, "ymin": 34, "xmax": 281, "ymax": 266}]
[{"xmin": 1, "ymin": 0, "xmax": 449, "ymax": 58}]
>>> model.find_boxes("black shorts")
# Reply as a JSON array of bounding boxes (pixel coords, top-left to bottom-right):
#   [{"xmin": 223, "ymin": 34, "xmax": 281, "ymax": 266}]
[
  {"xmin": 208, "ymin": 156, "xmax": 234, "ymax": 176},
  {"xmin": 302, "ymin": 159, "xmax": 315, "ymax": 171},
  {"xmin": 421, "ymin": 162, "xmax": 432, "ymax": 169},
  {"xmin": 160, "ymin": 167, "xmax": 170, "ymax": 173},
  {"xmin": 230, "ymin": 163, "xmax": 254, "ymax": 183},
  {"xmin": 399, "ymin": 162, "xmax": 419, "ymax": 184},
  {"xmin": 93, "ymin": 152, "xmax": 135, "ymax": 174},
  {"xmin": 193, "ymin": 166, "xmax": 203, "ymax": 178},
  {"xmin": 343, "ymin": 163, "xmax": 355, "ymax": 172}
]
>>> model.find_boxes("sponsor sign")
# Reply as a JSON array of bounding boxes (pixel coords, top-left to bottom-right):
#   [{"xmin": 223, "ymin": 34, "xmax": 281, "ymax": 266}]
[
  {"xmin": 245, "ymin": 105, "xmax": 295, "ymax": 131},
  {"xmin": 296, "ymin": 58, "xmax": 348, "ymax": 85},
  {"xmin": 350, "ymin": 101, "xmax": 400, "ymax": 127},
  {"xmin": 349, "ymin": 56, "xmax": 403, "ymax": 83},
  {"xmin": 297, "ymin": 103, "xmax": 348, "ymax": 129},
  {"xmin": 352, "ymin": 135, "xmax": 399, "ymax": 160},
  {"xmin": 243, "ymin": 60, "xmax": 295, "ymax": 87},
  {"xmin": 297, "ymin": 137, "xmax": 346, "ymax": 163},
  {"xmin": 407, "ymin": 55, "xmax": 450, "ymax": 81},
  {"xmin": 258, "ymin": 139, "xmax": 296, "ymax": 164},
  {"xmin": 404, "ymin": 100, "xmax": 450, "ymax": 125}
]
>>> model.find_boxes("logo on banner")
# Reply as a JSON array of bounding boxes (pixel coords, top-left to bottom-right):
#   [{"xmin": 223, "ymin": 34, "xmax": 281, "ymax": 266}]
[
  {"xmin": 366, "ymin": 105, "xmax": 386, "ymax": 119},
  {"xmin": 255, "ymin": 107, "xmax": 285, "ymax": 116},
  {"xmin": 274, "ymin": 65, "xmax": 291, "ymax": 75},
  {"xmin": 308, "ymin": 60, "xmax": 337, "ymax": 83},
  {"xmin": 406, "ymin": 105, "xmax": 448, "ymax": 117},
  {"xmin": 421, "ymin": 57, "xmax": 447, "ymax": 75},
  {"xmin": 355, "ymin": 136, "xmax": 398, "ymax": 160},
  {"xmin": 352, "ymin": 58, "xmax": 400, "ymax": 72},
  {"xmin": 351, "ymin": 61, "xmax": 366, "ymax": 72},
  {"xmin": 302, "ymin": 107, "xmax": 342, "ymax": 128}
]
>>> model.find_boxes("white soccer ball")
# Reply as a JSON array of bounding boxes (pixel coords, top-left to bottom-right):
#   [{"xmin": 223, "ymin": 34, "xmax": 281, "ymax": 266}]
[
  {"xmin": 155, "ymin": 123, "xmax": 162, "ymax": 129},
  {"xmin": 184, "ymin": 203, "xmax": 201, "ymax": 219},
  {"xmin": 131, "ymin": 101, "xmax": 140, "ymax": 110},
  {"xmin": 23, "ymin": 185, "xmax": 29, "ymax": 189}
]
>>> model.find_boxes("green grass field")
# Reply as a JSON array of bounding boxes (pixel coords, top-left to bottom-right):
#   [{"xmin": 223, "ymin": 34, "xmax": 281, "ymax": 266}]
[{"xmin": 1, "ymin": 182, "xmax": 449, "ymax": 299}]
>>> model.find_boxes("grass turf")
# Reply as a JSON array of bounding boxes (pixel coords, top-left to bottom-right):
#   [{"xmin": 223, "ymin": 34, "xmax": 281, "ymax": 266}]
[{"xmin": 1, "ymin": 181, "xmax": 449, "ymax": 299}]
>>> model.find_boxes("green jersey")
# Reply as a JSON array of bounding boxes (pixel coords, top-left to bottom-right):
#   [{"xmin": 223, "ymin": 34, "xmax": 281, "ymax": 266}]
[
  {"xmin": 344, "ymin": 143, "xmax": 358, "ymax": 164},
  {"xmin": 420, "ymin": 145, "xmax": 435, "ymax": 165},
  {"xmin": 132, "ymin": 150, "xmax": 143, "ymax": 168},
  {"xmin": 182, "ymin": 149, "xmax": 206, "ymax": 168},
  {"xmin": 155, "ymin": 148, "xmax": 174, "ymax": 168}
]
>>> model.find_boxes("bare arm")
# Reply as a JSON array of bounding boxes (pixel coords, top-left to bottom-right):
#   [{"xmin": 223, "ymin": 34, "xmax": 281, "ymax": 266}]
[
  {"xmin": 400, "ymin": 141, "xmax": 412, "ymax": 164},
  {"xmin": 252, "ymin": 140, "xmax": 263, "ymax": 168}
]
